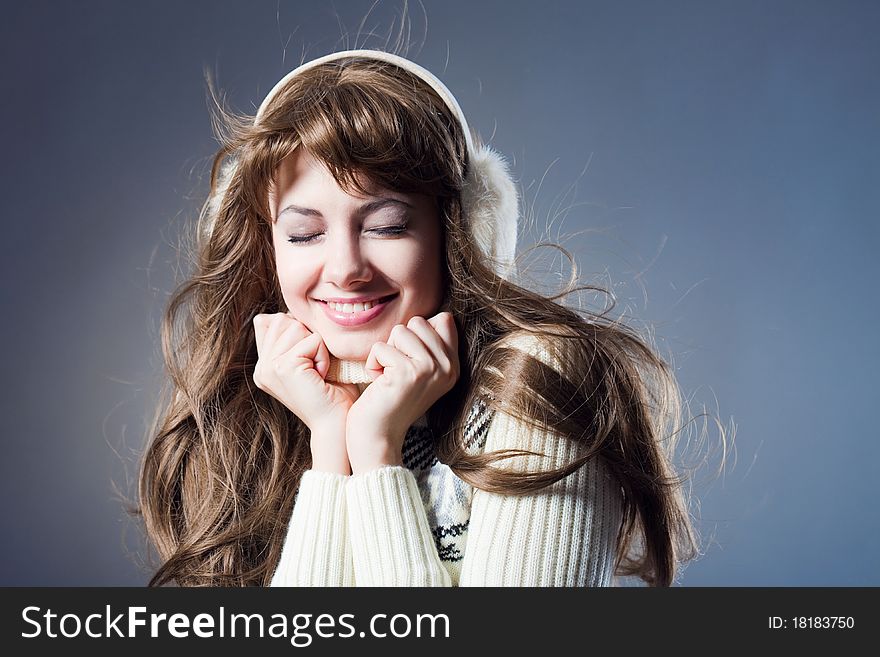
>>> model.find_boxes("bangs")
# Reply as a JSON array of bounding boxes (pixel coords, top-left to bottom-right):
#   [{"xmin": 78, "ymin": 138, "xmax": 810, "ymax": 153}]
[{"xmin": 258, "ymin": 59, "xmax": 464, "ymax": 200}]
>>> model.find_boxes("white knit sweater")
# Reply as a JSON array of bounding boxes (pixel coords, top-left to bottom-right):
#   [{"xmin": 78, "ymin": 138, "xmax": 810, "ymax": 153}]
[{"xmin": 269, "ymin": 333, "xmax": 624, "ymax": 587}]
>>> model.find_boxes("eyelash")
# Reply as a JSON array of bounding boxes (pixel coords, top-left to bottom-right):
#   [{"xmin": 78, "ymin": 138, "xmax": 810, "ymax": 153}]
[{"xmin": 286, "ymin": 225, "xmax": 408, "ymax": 244}]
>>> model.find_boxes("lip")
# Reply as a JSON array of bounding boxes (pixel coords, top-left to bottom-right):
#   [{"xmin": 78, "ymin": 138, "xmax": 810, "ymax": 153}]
[{"xmin": 317, "ymin": 294, "xmax": 397, "ymax": 327}]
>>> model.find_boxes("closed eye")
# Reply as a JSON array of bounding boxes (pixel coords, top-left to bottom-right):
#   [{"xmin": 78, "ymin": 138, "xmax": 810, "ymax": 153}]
[{"xmin": 286, "ymin": 225, "xmax": 408, "ymax": 244}]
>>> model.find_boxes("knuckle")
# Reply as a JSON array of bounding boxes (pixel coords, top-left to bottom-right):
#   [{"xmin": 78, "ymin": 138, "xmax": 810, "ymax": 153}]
[{"xmin": 447, "ymin": 362, "xmax": 459, "ymax": 382}]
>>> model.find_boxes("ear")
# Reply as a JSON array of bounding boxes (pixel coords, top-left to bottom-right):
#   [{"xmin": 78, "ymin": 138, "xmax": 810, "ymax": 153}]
[{"xmin": 460, "ymin": 145, "xmax": 519, "ymax": 281}]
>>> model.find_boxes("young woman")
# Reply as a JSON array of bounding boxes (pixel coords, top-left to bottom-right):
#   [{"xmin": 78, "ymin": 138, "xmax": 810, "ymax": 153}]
[{"xmin": 138, "ymin": 49, "xmax": 699, "ymax": 587}]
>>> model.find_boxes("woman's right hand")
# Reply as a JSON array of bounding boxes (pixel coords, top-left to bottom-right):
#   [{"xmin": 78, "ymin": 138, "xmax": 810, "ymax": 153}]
[{"xmin": 252, "ymin": 312, "xmax": 361, "ymax": 474}]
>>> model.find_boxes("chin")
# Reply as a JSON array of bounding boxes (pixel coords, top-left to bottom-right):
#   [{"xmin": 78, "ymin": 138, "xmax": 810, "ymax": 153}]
[
  {"xmin": 324, "ymin": 325, "xmax": 395, "ymax": 362},
  {"xmin": 324, "ymin": 340, "xmax": 370, "ymax": 362}
]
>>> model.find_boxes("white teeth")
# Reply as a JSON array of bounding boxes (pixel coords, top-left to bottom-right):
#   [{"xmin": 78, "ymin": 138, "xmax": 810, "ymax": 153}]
[{"xmin": 328, "ymin": 299, "xmax": 376, "ymax": 313}]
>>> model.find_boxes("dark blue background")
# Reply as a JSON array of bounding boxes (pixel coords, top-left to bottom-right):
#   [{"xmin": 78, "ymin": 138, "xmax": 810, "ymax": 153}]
[{"xmin": 2, "ymin": 0, "xmax": 877, "ymax": 585}]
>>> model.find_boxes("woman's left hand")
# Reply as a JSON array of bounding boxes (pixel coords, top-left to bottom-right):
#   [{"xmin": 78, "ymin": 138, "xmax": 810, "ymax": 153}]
[{"xmin": 346, "ymin": 312, "xmax": 459, "ymax": 473}]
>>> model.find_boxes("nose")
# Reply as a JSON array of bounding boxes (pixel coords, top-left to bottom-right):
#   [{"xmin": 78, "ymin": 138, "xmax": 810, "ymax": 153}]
[{"xmin": 324, "ymin": 228, "xmax": 372, "ymax": 288}]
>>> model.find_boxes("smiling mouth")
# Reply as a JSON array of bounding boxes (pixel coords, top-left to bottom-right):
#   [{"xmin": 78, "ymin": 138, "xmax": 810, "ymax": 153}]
[{"xmin": 316, "ymin": 293, "xmax": 397, "ymax": 310}]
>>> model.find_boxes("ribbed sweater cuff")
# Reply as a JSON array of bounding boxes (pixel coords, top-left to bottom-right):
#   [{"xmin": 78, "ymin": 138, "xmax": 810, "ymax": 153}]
[
  {"xmin": 346, "ymin": 465, "xmax": 451, "ymax": 586},
  {"xmin": 270, "ymin": 469, "xmax": 354, "ymax": 587}
]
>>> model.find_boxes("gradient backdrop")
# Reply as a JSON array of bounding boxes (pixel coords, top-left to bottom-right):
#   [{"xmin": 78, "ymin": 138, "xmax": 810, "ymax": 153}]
[{"xmin": 2, "ymin": 0, "xmax": 877, "ymax": 585}]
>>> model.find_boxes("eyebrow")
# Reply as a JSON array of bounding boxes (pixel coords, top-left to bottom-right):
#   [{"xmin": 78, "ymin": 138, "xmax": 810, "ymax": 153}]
[{"xmin": 278, "ymin": 197, "xmax": 413, "ymax": 219}]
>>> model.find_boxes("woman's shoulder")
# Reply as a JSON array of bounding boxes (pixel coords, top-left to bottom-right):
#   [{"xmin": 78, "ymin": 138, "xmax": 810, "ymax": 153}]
[{"xmin": 494, "ymin": 328, "xmax": 571, "ymax": 373}]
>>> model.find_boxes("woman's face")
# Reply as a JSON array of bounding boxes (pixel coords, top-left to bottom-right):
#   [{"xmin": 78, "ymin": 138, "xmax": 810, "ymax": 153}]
[{"xmin": 270, "ymin": 148, "xmax": 445, "ymax": 361}]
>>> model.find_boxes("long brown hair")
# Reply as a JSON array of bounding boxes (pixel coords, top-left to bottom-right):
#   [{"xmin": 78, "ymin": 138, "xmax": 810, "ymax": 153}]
[{"xmin": 138, "ymin": 52, "xmax": 713, "ymax": 587}]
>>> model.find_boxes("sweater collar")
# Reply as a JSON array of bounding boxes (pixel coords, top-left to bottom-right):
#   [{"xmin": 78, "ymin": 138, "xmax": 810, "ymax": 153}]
[{"xmin": 325, "ymin": 355, "xmax": 373, "ymax": 384}]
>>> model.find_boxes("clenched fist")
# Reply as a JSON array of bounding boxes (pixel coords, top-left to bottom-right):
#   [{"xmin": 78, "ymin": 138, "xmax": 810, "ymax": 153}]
[
  {"xmin": 345, "ymin": 312, "xmax": 460, "ymax": 473},
  {"xmin": 252, "ymin": 312, "xmax": 362, "ymax": 474}
]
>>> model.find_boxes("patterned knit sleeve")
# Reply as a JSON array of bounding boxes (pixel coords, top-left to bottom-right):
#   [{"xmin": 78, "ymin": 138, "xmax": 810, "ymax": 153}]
[
  {"xmin": 270, "ymin": 470, "xmax": 356, "ymax": 586},
  {"xmin": 458, "ymin": 333, "xmax": 624, "ymax": 586}
]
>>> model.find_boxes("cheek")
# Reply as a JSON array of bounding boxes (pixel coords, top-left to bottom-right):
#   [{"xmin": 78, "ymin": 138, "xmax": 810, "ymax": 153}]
[
  {"xmin": 274, "ymin": 249, "xmax": 313, "ymax": 305},
  {"xmin": 399, "ymin": 244, "xmax": 445, "ymax": 309},
  {"xmin": 387, "ymin": 246, "xmax": 435, "ymax": 284}
]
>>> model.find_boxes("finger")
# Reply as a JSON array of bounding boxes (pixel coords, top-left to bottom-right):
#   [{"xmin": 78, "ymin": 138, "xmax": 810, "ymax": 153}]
[
  {"xmin": 386, "ymin": 323, "xmax": 432, "ymax": 363},
  {"xmin": 427, "ymin": 312, "xmax": 458, "ymax": 354},
  {"xmin": 313, "ymin": 333, "xmax": 330, "ymax": 380},
  {"xmin": 405, "ymin": 315, "xmax": 450, "ymax": 364},
  {"xmin": 365, "ymin": 340, "xmax": 409, "ymax": 379},
  {"xmin": 277, "ymin": 331, "xmax": 323, "ymax": 376},
  {"xmin": 271, "ymin": 315, "xmax": 311, "ymax": 356},
  {"xmin": 253, "ymin": 314, "xmax": 271, "ymax": 357},
  {"xmin": 262, "ymin": 313, "xmax": 290, "ymax": 356}
]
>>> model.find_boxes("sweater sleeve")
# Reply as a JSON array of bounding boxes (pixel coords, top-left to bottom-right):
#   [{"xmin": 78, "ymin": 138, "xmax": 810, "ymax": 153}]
[
  {"xmin": 344, "ymin": 332, "xmax": 624, "ymax": 587},
  {"xmin": 345, "ymin": 465, "xmax": 451, "ymax": 586},
  {"xmin": 270, "ymin": 469, "xmax": 355, "ymax": 586},
  {"xmin": 460, "ymin": 333, "xmax": 623, "ymax": 585},
  {"xmin": 458, "ymin": 404, "xmax": 623, "ymax": 586}
]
